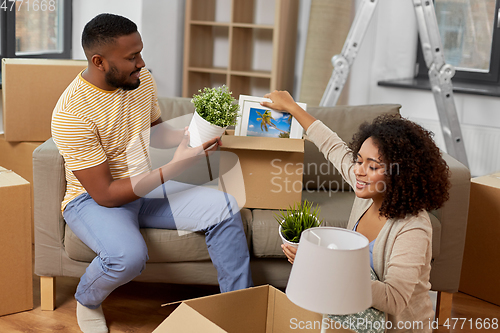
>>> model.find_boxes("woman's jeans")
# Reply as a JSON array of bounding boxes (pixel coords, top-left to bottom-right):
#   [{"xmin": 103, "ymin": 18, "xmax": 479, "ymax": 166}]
[{"xmin": 63, "ymin": 181, "xmax": 253, "ymax": 309}]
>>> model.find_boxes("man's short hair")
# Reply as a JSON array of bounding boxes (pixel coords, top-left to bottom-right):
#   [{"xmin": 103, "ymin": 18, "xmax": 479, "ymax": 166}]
[{"xmin": 82, "ymin": 13, "xmax": 137, "ymax": 53}]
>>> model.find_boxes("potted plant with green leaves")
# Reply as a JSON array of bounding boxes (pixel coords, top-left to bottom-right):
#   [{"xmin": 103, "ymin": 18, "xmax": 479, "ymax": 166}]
[
  {"xmin": 275, "ymin": 200, "xmax": 323, "ymax": 248},
  {"xmin": 188, "ymin": 85, "xmax": 239, "ymax": 147}
]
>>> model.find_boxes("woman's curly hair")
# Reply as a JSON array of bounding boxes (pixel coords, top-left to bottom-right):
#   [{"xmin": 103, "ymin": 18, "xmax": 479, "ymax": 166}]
[{"xmin": 348, "ymin": 114, "xmax": 451, "ymax": 219}]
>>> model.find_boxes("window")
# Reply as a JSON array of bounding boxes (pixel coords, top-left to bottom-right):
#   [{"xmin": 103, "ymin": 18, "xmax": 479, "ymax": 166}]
[
  {"xmin": 0, "ymin": 0, "xmax": 72, "ymax": 60},
  {"xmin": 416, "ymin": 0, "xmax": 500, "ymax": 84}
]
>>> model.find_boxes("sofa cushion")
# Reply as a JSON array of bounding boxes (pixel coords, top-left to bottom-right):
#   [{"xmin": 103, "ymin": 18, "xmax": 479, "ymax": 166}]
[
  {"xmin": 251, "ymin": 191, "xmax": 356, "ymax": 258},
  {"xmin": 64, "ymin": 208, "xmax": 253, "ymax": 263},
  {"xmin": 158, "ymin": 97, "xmax": 195, "ymax": 120},
  {"xmin": 304, "ymin": 104, "xmax": 401, "ymax": 191}
]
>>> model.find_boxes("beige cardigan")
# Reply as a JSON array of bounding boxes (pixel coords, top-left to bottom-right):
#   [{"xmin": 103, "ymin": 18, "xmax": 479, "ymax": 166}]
[{"xmin": 307, "ymin": 120, "xmax": 434, "ymax": 333}]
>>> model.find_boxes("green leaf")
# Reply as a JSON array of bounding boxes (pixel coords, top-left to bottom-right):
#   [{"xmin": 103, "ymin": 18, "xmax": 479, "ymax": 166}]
[
  {"xmin": 191, "ymin": 85, "xmax": 240, "ymax": 127},
  {"xmin": 275, "ymin": 200, "xmax": 324, "ymax": 243}
]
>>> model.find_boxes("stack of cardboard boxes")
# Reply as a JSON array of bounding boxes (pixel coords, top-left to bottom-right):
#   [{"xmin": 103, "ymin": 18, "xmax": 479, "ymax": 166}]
[{"xmin": 0, "ymin": 58, "xmax": 86, "ymax": 316}]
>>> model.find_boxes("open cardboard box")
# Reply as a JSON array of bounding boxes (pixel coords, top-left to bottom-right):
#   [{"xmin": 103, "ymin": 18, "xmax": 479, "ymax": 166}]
[
  {"xmin": 219, "ymin": 130, "xmax": 304, "ymax": 210},
  {"xmin": 459, "ymin": 171, "xmax": 500, "ymax": 306},
  {"xmin": 155, "ymin": 285, "xmax": 354, "ymax": 332}
]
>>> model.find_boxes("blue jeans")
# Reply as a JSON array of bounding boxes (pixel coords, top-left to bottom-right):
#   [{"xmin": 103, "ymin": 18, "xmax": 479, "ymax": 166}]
[{"xmin": 63, "ymin": 181, "xmax": 253, "ymax": 309}]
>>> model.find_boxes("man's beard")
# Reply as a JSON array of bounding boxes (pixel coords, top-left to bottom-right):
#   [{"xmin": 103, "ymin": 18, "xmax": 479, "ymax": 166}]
[{"xmin": 105, "ymin": 65, "xmax": 141, "ymax": 91}]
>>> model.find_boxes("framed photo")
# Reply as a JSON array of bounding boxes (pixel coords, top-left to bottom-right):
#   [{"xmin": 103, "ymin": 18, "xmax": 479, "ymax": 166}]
[{"xmin": 235, "ymin": 95, "xmax": 307, "ymax": 139}]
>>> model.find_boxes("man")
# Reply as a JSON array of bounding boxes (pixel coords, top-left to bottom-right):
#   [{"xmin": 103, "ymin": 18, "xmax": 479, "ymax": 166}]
[{"xmin": 51, "ymin": 13, "xmax": 253, "ymax": 333}]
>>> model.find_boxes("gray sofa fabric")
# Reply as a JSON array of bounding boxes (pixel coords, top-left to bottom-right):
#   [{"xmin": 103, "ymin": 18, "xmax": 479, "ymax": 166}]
[{"xmin": 34, "ymin": 97, "xmax": 470, "ymax": 292}]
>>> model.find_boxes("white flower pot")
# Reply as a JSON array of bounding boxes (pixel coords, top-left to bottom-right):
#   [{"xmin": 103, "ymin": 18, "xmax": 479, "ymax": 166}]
[
  {"xmin": 187, "ymin": 110, "xmax": 227, "ymax": 147},
  {"xmin": 278, "ymin": 215, "xmax": 323, "ymax": 249},
  {"xmin": 279, "ymin": 225, "xmax": 299, "ymax": 249}
]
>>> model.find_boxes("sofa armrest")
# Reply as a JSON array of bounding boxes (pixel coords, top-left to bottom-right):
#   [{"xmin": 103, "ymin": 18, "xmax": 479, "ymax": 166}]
[
  {"xmin": 429, "ymin": 151, "xmax": 471, "ymax": 293},
  {"xmin": 33, "ymin": 138, "xmax": 67, "ymax": 276}
]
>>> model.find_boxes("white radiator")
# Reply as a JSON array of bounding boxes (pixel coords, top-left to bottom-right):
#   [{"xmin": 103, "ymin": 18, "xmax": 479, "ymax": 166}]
[{"xmin": 412, "ymin": 118, "xmax": 500, "ymax": 177}]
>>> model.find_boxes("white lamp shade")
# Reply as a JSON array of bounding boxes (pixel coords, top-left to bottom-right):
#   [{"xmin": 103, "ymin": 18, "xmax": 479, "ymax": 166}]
[{"xmin": 286, "ymin": 227, "xmax": 372, "ymax": 315}]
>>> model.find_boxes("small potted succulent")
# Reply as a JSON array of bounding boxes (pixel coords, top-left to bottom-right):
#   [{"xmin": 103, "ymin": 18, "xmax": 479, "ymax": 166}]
[
  {"xmin": 188, "ymin": 85, "xmax": 239, "ymax": 147},
  {"xmin": 275, "ymin": 200, "xmax": 323, "ymax": 248}
]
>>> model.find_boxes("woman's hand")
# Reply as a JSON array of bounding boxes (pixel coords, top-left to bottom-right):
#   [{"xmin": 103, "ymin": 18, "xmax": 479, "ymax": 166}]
[
  {"xmin": 262, "ymin": 90, "xmax": 317, "ymax": 132},
  {"xmin": 262, "ymin": 90, "xmax": 298, "ymax": 114},
  {"xmin": 282, "ymin": 244, "xmax": 298, "ymax": 264}
]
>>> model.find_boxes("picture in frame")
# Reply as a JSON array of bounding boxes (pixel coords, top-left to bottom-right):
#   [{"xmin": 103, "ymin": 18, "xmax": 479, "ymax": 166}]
[{"xmin": 235, "ymin": 95, "xmax": 307, "ymax": 139}]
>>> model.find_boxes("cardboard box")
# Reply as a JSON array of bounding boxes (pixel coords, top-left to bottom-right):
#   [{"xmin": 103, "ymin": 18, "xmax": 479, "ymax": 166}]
[
  {"xmin": 0, "ymin": 134, "xmax": 42, "ymax": 185},
  {"xmin": 0, "ymin": 166, "xmax": 33, "ymax": 316},
  {"xmin": 459, "ymin": 171, "xmax": 500, "ymax": 306},
  {"xmin": 0, "ymin": 134, "xmax": 43, "ymax": 243},
  {"xmin": 219, "ymin": 131, "xmax": 304, "ymax": 209},
  {"xmin": 155, "ymin": 285, "xmax": 354, "ymax": 333},
  {"xmin": 2, "ymin": 58, "xmax": 87, "ymax": 142}
]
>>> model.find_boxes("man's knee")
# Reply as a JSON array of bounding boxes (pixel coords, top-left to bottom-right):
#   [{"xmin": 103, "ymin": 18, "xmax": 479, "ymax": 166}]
[{"xmin": 103, "ymin": 244, "xmax": 148, "ymax": 279}]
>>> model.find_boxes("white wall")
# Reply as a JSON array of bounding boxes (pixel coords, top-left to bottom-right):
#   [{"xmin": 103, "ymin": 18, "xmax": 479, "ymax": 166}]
[
  {"xmin": 347, "ymin": 0, "xmax": 500, "ymax": 176},
  {"xmin": 72, "ymin": 0, "xmax": 185, "ymax": 97},
  {"xmin": 141, "ymin": 0, "xmax": 185, "ymax": 97},
  {"xmin": 72, "ymin": 0, "xmax": 144, "ymax": 61},
  {"xmin": 72, "ymin": 0, "xmax": 273, "ymax": 97}
]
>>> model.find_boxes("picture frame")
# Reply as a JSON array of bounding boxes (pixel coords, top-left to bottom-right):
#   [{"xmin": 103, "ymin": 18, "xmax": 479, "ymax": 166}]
[{"xmin": 235, "ymin": 95, "xmax": 307, "ymax": 139}]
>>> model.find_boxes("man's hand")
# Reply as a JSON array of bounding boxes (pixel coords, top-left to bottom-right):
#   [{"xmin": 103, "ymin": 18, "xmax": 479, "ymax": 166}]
[
  {"xmin": 170, "ymin": 127, "xmax": 221, "ymax": 175},
  {"xmin": 150, "ymin": 117, "xmax": 185, "ymax": 149}
]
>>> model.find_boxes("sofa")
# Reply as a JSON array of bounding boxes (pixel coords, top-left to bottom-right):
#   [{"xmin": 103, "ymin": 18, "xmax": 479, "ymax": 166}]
[{"xmin": 34, "ymin": 97, "xmax": 470, "ymax": 319}]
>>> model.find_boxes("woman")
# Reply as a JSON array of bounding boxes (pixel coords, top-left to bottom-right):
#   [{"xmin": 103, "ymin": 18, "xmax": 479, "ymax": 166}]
[{"xmin": 261, "ymin": 91, "xmax": 450, "ymax": 333}]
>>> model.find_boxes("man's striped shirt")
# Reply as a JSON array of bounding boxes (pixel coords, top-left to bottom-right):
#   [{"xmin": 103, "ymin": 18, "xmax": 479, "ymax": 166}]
[{"xmin": 51, "ymin": 68, "xmax": 161, "ymax": 211}]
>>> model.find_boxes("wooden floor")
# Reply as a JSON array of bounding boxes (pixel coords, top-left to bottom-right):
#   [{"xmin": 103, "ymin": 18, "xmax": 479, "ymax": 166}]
[
  {"xmin": 0, "ymin": 272, "xmax": 498, "ymax": 332},
  {"xmin": 433, "ymin": 293, "xmax": 500, "ymax": 333},
  {"xmin": 0, "ymin": 273, "xmax": 220, "ymax": 332}
]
